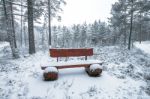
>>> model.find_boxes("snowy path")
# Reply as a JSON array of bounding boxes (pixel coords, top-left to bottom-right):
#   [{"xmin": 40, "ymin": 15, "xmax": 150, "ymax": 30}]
[
  {"xmin": 0, "ymin": 42, "xmax": 150, "ymax": 99},
  {"xmin": 134, "ymin": 41, "xmax": 150, "ymax": 54}
]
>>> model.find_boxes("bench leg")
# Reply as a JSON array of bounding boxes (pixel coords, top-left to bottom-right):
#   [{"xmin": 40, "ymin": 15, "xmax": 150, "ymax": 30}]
[
  {"xmin": 57, "ymin": 57, "xmax": 58, "ymax": 62},
  {"xmin": 85, "ymin": 56, "xmax": 87, "ymax": 60}
]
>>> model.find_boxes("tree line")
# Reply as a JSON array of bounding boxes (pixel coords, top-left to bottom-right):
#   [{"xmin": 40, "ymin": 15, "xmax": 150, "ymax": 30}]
[
  {"xmin": 0, "ymin": 0, "xmax": 150, "ymax": 59},
  {"xmin": 45, "ymin": 0, "xmax": 150, "ymax": 50},
  {"xmin": 49, "ymin": 21, "xmax": 111, "ymax": 48},
  {"xmin": 110, "ymin": 0, "xmax": 150, "ymax": 49}
]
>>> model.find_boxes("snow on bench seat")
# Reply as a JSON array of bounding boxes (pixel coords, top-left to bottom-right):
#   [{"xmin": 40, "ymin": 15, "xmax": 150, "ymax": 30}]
[{"xmin": 41, "ymin": 60, "xmax": 102, "ymax": 70}]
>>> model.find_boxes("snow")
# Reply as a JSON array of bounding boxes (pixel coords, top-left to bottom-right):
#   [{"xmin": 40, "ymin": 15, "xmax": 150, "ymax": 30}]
[
  {"xmin": 44, "ymin": 67, "xmax": 58, "ymax": 73},
  {"xmin": 49, "ymin": 45, "xmax": 52, "ymax": 49},
  {"xmin": 0, "ymin": 41, "xmax": 150, "ymax": 99},
  {"xmin": 0, "ymin": 42, "xmax": 9, "ymax": 48},
  {"xmin": 134, "ymin": 41, "xmax": 150, "ymax": 54},
  {"xmin": 0, "ymin": 42, "xmax": 11, "ymax": 58},
  {"xmin": 41, "ymin": 60, "xmax": 102, "ymax": 67},
  {"xmin": 90, "ymin": 64, "xmax": 102, "ymax": 71}
]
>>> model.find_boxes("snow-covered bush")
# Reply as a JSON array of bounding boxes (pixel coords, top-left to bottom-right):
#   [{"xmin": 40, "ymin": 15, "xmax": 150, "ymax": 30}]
[
  {"xmin": 87, "ymin": 85, "xmax": 98, "ymax": 97},
  {"xmin": 13, "ymin": 48, "xmax": 20, "ymax": 58},
  {"xmin": 144, "ymin": 68, "xmax": 150, "ymax": 80}
]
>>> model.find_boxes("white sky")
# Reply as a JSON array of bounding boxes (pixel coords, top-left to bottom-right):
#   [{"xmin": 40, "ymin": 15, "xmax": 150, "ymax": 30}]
[{"xmin": 52, "ymin": 0, "xmax": 117, "ymax": 26}]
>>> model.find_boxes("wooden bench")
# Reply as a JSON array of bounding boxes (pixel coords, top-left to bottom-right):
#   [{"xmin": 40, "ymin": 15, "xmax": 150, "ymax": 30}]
[{"xmin": 41, "ymin": 48, "xmax": 103, "ymax": 81}]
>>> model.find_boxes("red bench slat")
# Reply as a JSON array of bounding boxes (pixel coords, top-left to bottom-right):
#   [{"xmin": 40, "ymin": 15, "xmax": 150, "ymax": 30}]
[{"xmin": 50, "ymin": 48, "xmax": 93, "ymax": 57}]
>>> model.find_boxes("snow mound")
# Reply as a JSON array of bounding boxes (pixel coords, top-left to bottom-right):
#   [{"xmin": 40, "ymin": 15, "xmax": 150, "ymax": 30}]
[
  {"xmin": 44, "ymin": 67, "xmax": 58, "ymax": 73},
  {"xmin": 90, "ymin": 64, "xmax": 102, "ymax": 71}
]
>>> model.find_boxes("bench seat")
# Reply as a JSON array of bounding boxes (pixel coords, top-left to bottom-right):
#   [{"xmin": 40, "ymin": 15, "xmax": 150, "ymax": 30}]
[{"xmin": 41, "ymin": 60, "xmax": 102, "ymax": 70}]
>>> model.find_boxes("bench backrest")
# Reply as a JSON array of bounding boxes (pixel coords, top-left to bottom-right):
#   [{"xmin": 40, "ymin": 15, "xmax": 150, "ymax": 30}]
[{"xmin": 50, "ymin": 48, "xmax": 93, "ymax": 57}]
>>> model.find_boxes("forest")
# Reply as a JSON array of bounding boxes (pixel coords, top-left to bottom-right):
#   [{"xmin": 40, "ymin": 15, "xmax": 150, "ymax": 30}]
[
  {"xmin": 0, "ymin": 0, "xmax": 150, "ymax": 99},
  {"xmin": 0, "ymin": 0, "xmax": 150, "ymax": 58}
]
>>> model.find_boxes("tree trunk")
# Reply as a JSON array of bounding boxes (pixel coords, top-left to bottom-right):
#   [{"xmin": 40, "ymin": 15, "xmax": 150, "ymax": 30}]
[
  {"xmin": 123, "ymin": 12, "xmax": 127, "ymax": 46},
  {"xmin": 139, "ymin": 12, "xmax": 142, "ymax": 44},
  {"xmin": 128, "ymin": 0, "xmax": 133, "ymax": 50},
  {"xmin": 9, "ymin": 0, "xmax": 17, "ymax": 48},
  {"xmin": 48, "ymin": 0, "xmax": 51, "ymax": 47},
  {"xmin": 2, "ymin": 0, "xmax": 19, "ymax": 58},
  {"xmin": 27, "ymin": 0, "xmax": 35, "ymax": 54},
  {"xmin": 123, "ymin": 24, "xmax": 127, "ymax": 46},
  {"xmin": 20, "ymin": 0, "xmax": 23, "ymax": 47},
  {"xmin": 23, "ymin": 20, "xmax": 27, "ymax": 47}
]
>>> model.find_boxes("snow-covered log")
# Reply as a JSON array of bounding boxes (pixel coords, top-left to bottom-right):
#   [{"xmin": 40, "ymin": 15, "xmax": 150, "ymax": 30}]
[
  {"xmin": 86, "ymin": 64, "xmax": 102, "ymax": 77},
  {"xmin": 43, "ymin": 67, "xmax": 58, "ymax": 81}
]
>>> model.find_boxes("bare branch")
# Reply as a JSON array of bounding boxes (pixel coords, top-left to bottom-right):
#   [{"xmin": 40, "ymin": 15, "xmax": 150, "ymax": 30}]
[{"xmin": 6, "ymin": 1, "xmax": 27, "ymax": 7}]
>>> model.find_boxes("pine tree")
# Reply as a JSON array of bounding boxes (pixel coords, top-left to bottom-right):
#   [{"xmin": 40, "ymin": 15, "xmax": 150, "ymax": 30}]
[
  {"xmin": 72, "ymin": 24, "xmax": 80, "ymax": 48},
  {"xmin": 27, "ymin": 0, "xmax": 35, "ymax": 54},
  {"xmin": 80, "ymin": 23, "xmax": 87, "ymax": 47},
  {"xmin": 2, "ymin": 0, "xmax": 19, "ymax": 58},
  {"xmin": 52, "ymin": 26, "xmax": 58, "ymax": 47},
  {"xmin": 91, "ymin": 21, "xmax": 99, "ymax": 45}
]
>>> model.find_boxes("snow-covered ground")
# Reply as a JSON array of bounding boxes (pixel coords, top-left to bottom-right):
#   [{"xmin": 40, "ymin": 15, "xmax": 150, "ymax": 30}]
[
  {"xmin": 0, "ymin": 42, "xmax": 150, "ymax": 99},
  {"xmin": 0, "ymin": 42, "xmax": 11, "ymax": 58},
  {"xmin": 134, "ymin": 41, "xmax": 150, "ymax": 54}
]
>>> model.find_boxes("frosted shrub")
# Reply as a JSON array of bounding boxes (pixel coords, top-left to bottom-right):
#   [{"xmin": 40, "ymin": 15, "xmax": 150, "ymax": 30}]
[{"xmin": 87, "ymin": 86, "xmax": 98, "ymax": 97}]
